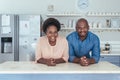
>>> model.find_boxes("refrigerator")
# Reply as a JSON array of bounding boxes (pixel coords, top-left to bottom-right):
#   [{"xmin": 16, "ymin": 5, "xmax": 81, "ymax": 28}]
[
  {"xmin": 0, "ymin": 14, "xmax": 18, "ymax": 63},
  {"xmin": 18, "ymin": 15, "xmax": 42, "ymax": 61}
]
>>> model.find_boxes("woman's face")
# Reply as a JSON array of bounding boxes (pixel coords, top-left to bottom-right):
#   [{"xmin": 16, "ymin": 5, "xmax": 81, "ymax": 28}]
[{"xmin": 46, "ymin": 25, "xmax": 58, "ymax": 42}]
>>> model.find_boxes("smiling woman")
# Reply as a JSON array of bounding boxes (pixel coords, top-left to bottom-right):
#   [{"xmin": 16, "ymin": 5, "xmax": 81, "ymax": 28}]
[{"xmin": 35, "ymin": 18, "xmax": 69, "ymax": 66}]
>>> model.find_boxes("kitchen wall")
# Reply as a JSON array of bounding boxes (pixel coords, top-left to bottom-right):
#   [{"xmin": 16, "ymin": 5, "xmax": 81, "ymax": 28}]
[
  {"xmin": 0, "ymin": 0, "xmax": 120, "ymax": 14},
  {"xmin": 0, "ymin": 0, "xmax": 120, "ymax": 48}
]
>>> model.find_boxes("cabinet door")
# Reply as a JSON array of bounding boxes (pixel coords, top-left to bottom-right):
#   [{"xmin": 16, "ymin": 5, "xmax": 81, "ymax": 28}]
[
  {"xmin": 100, "ymin": 56, "xmax": 120, "ymax": 67},
  {"xmin": 100, "ymin": 56, "xmax": 119, "ymax": 62},
  {"xmin": 110, "ymin": 62, "xmax": 120, "ymax": 67}
]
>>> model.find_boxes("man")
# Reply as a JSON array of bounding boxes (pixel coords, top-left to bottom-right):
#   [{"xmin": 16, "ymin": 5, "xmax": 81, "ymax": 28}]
[{"xmin": 67, "ymin": 18, "xmax": 100, "ymax": 66}]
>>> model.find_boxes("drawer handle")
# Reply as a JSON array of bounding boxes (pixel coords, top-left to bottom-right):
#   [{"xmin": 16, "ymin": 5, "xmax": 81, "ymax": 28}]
[{"xmin": 101, "ymin": 57, "xmax": 104, "ymax": 58}]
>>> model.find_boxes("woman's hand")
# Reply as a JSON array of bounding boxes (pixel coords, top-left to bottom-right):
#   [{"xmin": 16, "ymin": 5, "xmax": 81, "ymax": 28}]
[
  {"xmin": 37, "ymin": 58, "xmax": 66, "ymax": 66},
  {"xmin": 46, "ymin": 58, "xmax": 56, "ymax": 66},
  {"xmin": 37, "ymin": 58, "xmax": 56, "ymax": 66}
]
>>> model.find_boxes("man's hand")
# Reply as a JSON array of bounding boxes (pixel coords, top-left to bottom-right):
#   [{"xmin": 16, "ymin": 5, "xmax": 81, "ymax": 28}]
[
  {"xmin": 73, "ymin": 56, "xmax": 96, "ymax": 66},
  {"xmin": 79, "ymin": 56, "xmax": 90, "ymax": 66},
  {"xmin": 46, "ymin": 58, "xmax": 56, "ymax": 66}
]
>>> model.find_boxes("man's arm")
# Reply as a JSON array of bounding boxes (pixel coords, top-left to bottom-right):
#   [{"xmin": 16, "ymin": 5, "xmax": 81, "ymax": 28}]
[
  {"xmin": 91, "ymin": 36, "xmax": 100, "ymax": 63},
  {"xmin": 73, "ymin": 56, "xmax": 95, "ymax": 66},
  {"xmin": 66, "ymin": 37, "xmax": 76, "ymax": 62},
  {"xmin": 82, "ymin": 37, "xmax": 100, "ymax": 66},
  {"xmin": 73, "ymin": 57, "xmax": 80, "ymax": 63},
  {"xmin": 88, "ymin": 58, "xmax": 96, "ymax": 64}
]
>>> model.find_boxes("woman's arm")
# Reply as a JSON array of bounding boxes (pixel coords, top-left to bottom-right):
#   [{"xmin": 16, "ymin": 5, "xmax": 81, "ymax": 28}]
[
  {"xmin": 60, "ymin": 39, "xmax": 69, "ymax": 63},
  {"xmin": 37, "ymin": 58, "xmax": 48, "ymax": 64},
  {"xmin": 35, "ymin": 39, "xmax": 42, "ymax": 62},
  {"xmin": 37, "ymin": 58, "xmax": 56, "ymax": 66},
  {"xmin": 54, "ymin": 58, "xmax": 65, "ymax": 64}
]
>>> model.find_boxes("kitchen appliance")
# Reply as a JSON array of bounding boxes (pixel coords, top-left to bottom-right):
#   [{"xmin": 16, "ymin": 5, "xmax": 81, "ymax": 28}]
[
  {"xmin": 0, "ymin": 14, "xmax": 16, "ymax": 63},
  {"xmin": 1, "ymin": 37, "xmax": 12, "ymax": 53},
  {"xmin": 4, "ymin": 42, "xmax": 12, "ymax": 53},
  {"xmin": 18, "ymin": 15, "xmax": 42, "ymax": 61}
]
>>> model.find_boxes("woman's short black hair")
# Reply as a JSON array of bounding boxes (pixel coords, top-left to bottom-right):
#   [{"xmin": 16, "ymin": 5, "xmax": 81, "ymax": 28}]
[{"xmin": 42, "ymin": 18, "xmax": 61, "ymax": 33}]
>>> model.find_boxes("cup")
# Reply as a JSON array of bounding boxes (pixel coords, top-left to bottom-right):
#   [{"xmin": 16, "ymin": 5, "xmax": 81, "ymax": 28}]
[
  {"xmin": 93, "ymin": 22, "xmax": 97, "ymax": 28},
  {"xmin": 98, "ymin": 22, "xmax": 102, "ymax": 28}
]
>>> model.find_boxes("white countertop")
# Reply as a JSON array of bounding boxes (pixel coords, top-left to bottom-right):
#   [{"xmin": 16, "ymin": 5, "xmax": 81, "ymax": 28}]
[
  {"xmin": 0, "ymin": 61, "xmax": 119, "ymax": 74},
  {"xmin": 101, "ymin": 51, "xmax": 120, "ymax": 56},
  {"xmin": 101, "ymin": 53, "xmax": 120, "ymax": 56}
]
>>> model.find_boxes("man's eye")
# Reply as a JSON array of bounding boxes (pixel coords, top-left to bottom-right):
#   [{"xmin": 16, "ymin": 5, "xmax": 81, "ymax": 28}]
[
  {"xmin": 54, "ymin": 31, "xmax": 58, "ymax": 33},
  {"xmin": 77, "ymin": 27, "xmax": 81, "ymax": 29}
]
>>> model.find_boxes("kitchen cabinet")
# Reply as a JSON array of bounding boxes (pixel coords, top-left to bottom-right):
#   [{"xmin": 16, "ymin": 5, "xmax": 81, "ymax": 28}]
[
  {"xmin": 100, "ymin": 56, "xmax": 120, "ymax": 67},
  {"xmin": 0, "ymin": 74, "xmax": 120, "ymax": 80}
]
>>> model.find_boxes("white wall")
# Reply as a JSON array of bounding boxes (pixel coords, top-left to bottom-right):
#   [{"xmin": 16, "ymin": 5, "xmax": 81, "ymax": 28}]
[
  {"xmin": 0, "ymin": 0, "xmax": 120, "ymax": 46},
  {"xmin": 0, "ymin": 0, "xmax": 120, "ymax": 14}
]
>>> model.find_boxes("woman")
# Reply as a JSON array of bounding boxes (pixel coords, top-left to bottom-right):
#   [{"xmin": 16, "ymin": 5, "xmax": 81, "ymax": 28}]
[{"xmin": 35, "ymin": 18, "xmax": 69, "ymax": 66}]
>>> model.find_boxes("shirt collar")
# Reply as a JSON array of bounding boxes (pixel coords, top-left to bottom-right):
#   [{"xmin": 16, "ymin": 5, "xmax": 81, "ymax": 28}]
[{"xmin": 75, "ymin": 32, "xmax": 79, "ymax": 39}]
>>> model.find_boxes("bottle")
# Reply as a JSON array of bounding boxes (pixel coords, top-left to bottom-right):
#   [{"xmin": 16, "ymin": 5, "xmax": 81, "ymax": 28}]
[
  {"xmin": 106, "ymin": 19, "xmax": 111, "ymax": 28},
  {"xmin": 72, "ymin": 20, "xmax": 76, "ymax": 28},
  {"xmin": 98, "ymin": 22, "xmax": 102, "ymax": 28},
  {"xmin": 68, "ymin": 20, "xmax": 72, "ymax": 28},
  {"xmin": 93, "ymin": 22, "xmax": 97, "ymax": 28},
  {"xmin": 105, "ymin": 43, "xmax": 110, "ymax": 51}
]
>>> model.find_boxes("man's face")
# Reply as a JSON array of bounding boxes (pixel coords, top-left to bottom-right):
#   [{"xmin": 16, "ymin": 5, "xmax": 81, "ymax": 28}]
[{"xmin": 76, "ymin": 21, "xmax": 89, "ymax": 37}]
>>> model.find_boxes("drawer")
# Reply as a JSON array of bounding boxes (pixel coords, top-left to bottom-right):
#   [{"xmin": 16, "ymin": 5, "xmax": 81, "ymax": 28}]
[{"xmin": 100, "ymin": 56, "xmax": 120, "ymax": 62}]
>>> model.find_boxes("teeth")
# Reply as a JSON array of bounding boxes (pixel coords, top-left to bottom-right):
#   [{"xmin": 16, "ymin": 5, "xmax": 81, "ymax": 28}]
[{"xmin": 51, "ymin": 37, "xmax": 55, "ymax": 40}]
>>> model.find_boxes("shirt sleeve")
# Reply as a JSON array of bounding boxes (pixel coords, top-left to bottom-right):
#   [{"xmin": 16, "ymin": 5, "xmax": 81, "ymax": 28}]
[
  {"xmin": 67, "ymin": 37, "xmax": 76, "ymax": 62},
  {"xmin": 92, "ymin": 36, "xmax": 100, "ymax": 63},
  {"xmin": 35, "ymin": 38, "xmax": 42, "ymax": 62},
  {"xmin": 62, "ymin": 39, "xmax": 69, "ymax": 62}
]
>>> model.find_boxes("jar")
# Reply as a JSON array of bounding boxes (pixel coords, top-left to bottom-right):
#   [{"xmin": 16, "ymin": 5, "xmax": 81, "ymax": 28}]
[{"xmin": 105, "ymin": 43, "xmax": 110, "ymax": 51}]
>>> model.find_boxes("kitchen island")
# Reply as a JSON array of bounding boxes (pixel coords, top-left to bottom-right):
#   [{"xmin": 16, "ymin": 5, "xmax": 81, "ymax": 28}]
[
  {"xmin": 0, "ymin": 61, "xmax": 119, "ymax": 73},
  {"xmin": 0, "ymin": 61, "xmax": 120, "ymax": 80}
]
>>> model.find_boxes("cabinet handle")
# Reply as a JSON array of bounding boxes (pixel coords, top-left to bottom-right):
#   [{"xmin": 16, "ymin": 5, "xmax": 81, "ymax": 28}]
[{"xmin": 101, "ymin": 57, "xmax": 104, "ymax": 58}]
